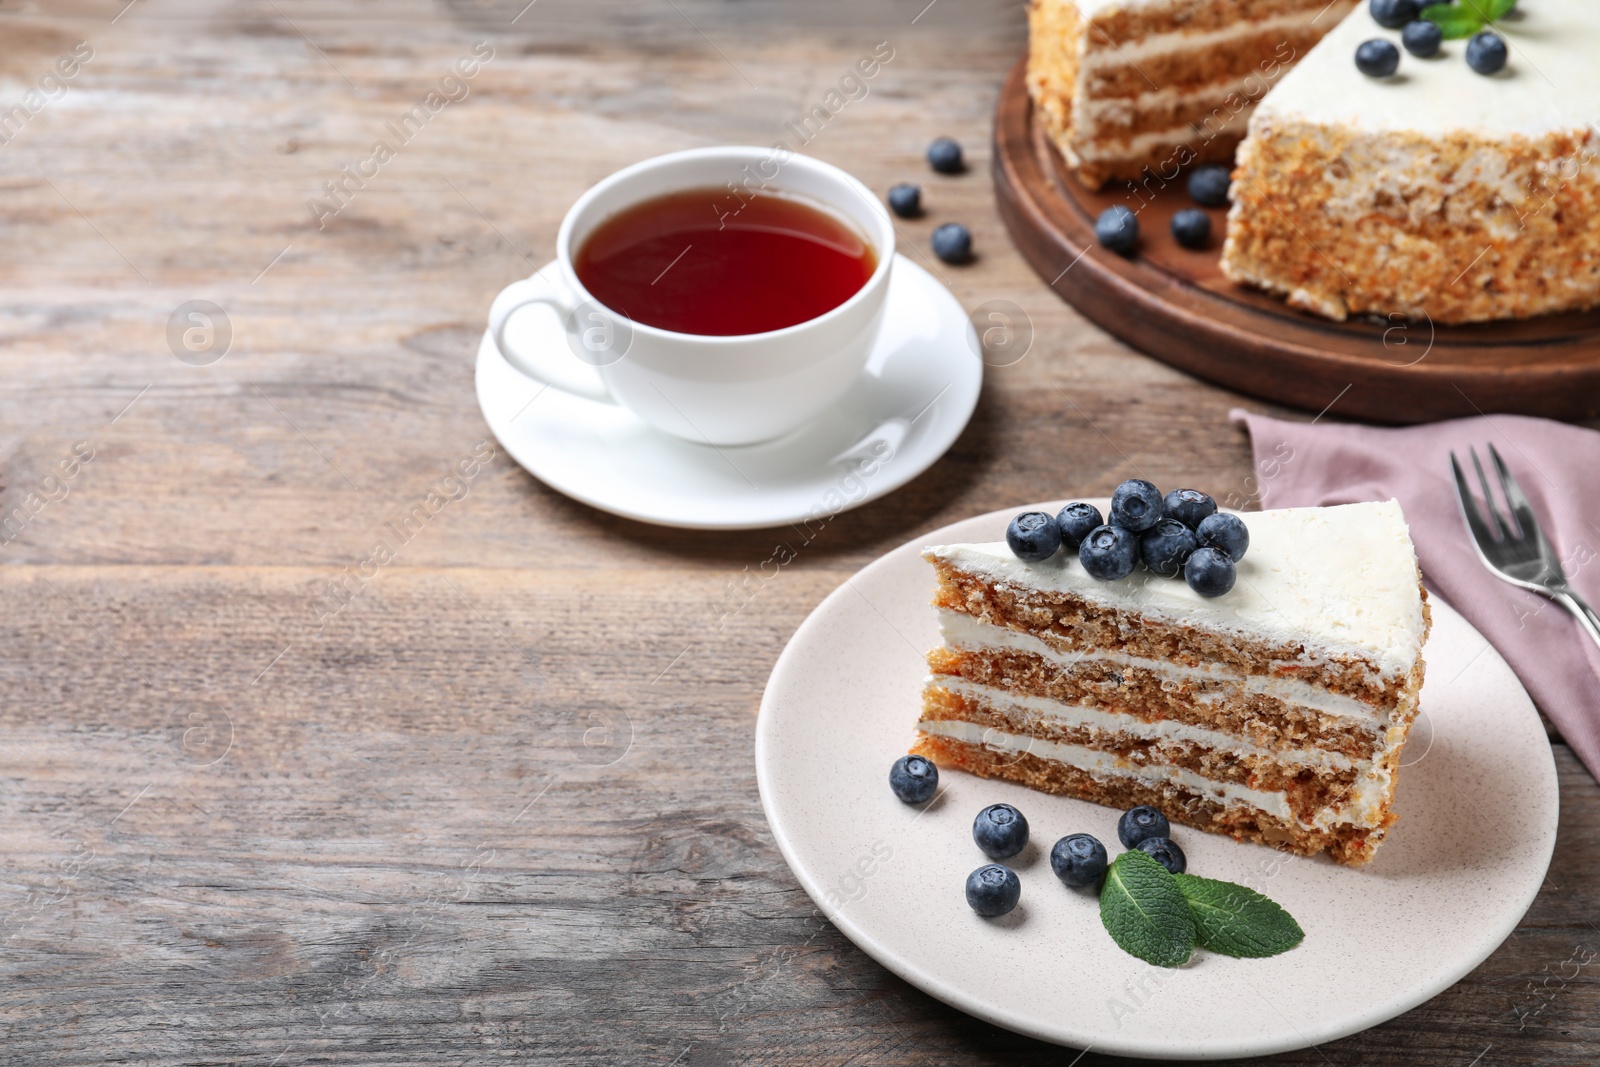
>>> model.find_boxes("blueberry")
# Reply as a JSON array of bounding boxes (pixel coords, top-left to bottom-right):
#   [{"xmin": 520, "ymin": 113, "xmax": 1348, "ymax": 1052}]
[
  {"xmin": 1171, "ymin": 208, "xmax": 1211, "ymax": 250},
  {"xmin": 1163, "ymin": 488, "xmax": 1217, "ymax": 529},
  {"xmin": 1109, "ymin": 478, "xmax": 1165, "ymax": 532},
  {"xmin": 1401, "ymin": 19, "xmax": 1442, "ymax": 57},
  {"xmin": 973, "ymin": 803, "xmax": 1029, "ymax": 860},
  {"xmin": 931, "ymin": 222, "xmax": 972, "ymax": 264},
  {"xmin": 1187, "ymin": 164, "xmax": 1231, "ymax": 207},
  {"xmin": 1356, "ymin": 39, "xmax": 1400, "ymax": 78},
  {"xmin": 889, "ymin": 754, "xmax": 938, "ymax": 804},
  {"xmin": 1184, "ymin": 546, "xmax": 1237, "ymax": 597},
  {"xmin": 1136, "ymin": 836, "xmax": 1188, "ymax": 875},
  {"xmin": 1056, "ymin": 502, "xmax": 1104, "ymax": 551},
  {"xmin": 1140, "ymin": 518, "xmax": 1199, "ymax": 578},
  {"xmin": 1117, "ymin": 805, "xmax": 1171, "ymax": 848},
  {"xmin": 1079, "ymin": 524, "xmax": 1140, "ymax": 581},
  {"xmin": 965, "ymin": 863, "xmax": 1021, "ymax": 917},
  {"xmin": 1369, "ymin": 0, "xmax": 1418, "ymax": 28},
  {"xmin": 1466, "ymin": 31, "xmax": 1507, "ymax": 75},
  {"xmin": 1006, "ymin": 510, "xmax": 1063, "ymax": 562},
  {"xmin": 886, "ymin": 182, "xmax": 921, "ymax": 218},
  {"xmin": 1095, "ymin": 205, "xmax": 1139, "ymax": 255},
  {"xmin": 1050, "ymin": 833, "xmax": 1109, "ymax": 888},
  {"xmin": 1196, "ymin": 512, "xmax": 1249, "ymax": 562},
  {"xmin": 927, "ymin": 136, "xmax": 964, "ymax": 174}
]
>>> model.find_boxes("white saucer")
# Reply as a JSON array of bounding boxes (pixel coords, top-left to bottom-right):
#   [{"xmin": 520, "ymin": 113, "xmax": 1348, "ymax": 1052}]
[
  {"xmin": 474, "ymin": 255, "xmax": 982, "ymax": 530},
  {"xmin": 756, "ymin": 502, "xmax": 1559, "ymax": 1059}
]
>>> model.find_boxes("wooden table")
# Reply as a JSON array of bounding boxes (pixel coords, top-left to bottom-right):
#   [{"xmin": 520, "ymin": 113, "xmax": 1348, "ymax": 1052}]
[{"xmin": 2, "ymin": 2, "xmax": 1595, "ymax": 1063}]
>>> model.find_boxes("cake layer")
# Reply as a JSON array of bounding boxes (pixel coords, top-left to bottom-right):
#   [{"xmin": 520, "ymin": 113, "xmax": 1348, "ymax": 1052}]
[
  {"xmin": 922, "ymin": 680, "xmax": 1366, "ymax": 815},
  {"xmin": 928, "ymin": 640, "xmax": 1384, "ymax": 761},
  {"xmin": 1220, "ymin": 0, "xmax": 1600, "ymax": 323},
  {"xmin": 925, "ymin": 502, "xmax": 1429, "ymax": 699},
  {"xmin": 1026, "ymin": 0, "xmax": 1355, "ymax": 187},
  {"xmin": 912, "ymin": 726, "xmax": 1392, "ymax": 865}
]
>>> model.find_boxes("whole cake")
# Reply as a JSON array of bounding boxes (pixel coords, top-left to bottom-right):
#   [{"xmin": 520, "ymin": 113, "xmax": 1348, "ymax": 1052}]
[
  {"xmin": 913, "ymin": 500, "xmax": 1431, "ymax": 866},
  {"xmin": 1221, "ymin": 0, "xmax": 1600, "ymax": 323},
  {"xmin": 1028, "ymin": 0, "xmax": 1600, "ymax": 323}
]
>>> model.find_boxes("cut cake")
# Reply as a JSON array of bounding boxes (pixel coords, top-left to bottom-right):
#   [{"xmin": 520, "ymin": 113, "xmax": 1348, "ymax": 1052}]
[
  {"xmin": 1220, "ymin": 0, "xmax": 1600, "ymax": 323},
  {"xmin": 913, "ymin": 500, "xmax": 1431, "ymax": 866}
]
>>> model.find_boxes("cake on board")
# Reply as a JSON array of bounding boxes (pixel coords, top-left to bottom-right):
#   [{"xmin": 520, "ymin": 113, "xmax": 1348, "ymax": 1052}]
[
  {"xmin": 1027, "ymin": 0, "xmax": 1600, "ymax": 323},
  {"xmin": 913, "ymin": 501, "xmax": 1431, "ymax": 866}
]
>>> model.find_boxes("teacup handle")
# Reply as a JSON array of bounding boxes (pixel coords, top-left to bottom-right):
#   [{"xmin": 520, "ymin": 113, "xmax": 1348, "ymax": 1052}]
[{"xmin": 487, "ymin": 276, "xmax": 619, "ymax": 405}]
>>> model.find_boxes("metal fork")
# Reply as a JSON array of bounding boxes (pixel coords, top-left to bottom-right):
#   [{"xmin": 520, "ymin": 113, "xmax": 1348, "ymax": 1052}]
[{"xmin": 1450, "ymin": 443, "xmax": 1600, "ymax": 651}]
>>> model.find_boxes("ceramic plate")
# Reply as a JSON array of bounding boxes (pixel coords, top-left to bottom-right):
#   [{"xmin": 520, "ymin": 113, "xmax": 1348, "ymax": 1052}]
[
  {"xmin": 475, "ymin": 255, "xmax": 982, "ymax": 530},
  {"xmin": 756, "ymin": 502, "xmax": 1559, "ymax": 1059}
]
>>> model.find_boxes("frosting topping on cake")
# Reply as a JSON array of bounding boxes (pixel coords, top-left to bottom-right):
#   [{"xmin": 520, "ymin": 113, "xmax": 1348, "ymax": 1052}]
[
  {"xmin": 1258, "ymin": 0, "xmax": 1600, "ymax": 136},
  {"xmin": 926, "ymin": 499, "xmax": 1426, "ymax": 675}
]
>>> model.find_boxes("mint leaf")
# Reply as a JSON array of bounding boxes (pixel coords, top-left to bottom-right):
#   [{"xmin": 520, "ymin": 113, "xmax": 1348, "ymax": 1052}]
[
  {"xmin": 1100, "ymin": 850, "xmax": 1196, "ymax": 968},
  {"xmin": 1422, "ymin": 2, "xmax": 1487, "ymax": 38},
  {"xmin": 1174, "ymin": 874, "xmax": 1305, "ymax": 958},
  {"xmin": 1482, "ymin": 0, "xmax": 1518, "ymax": 19}
]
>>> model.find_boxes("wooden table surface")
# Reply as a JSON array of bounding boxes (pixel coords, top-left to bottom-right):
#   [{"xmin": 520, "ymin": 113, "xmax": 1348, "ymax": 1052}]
[{"xmin": 3, "ymin": 2, "xmax": 1596, "ymax": 1064}]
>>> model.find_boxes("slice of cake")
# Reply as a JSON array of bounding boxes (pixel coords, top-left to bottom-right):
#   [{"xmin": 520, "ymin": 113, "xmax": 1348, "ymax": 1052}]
[
  {"xmin": 913, "ymin": 500, "xmax": 1430, "ymax": 866},
  {"xmin": 1026, "ymin": 0, "xmax": 1357, "ymax": 190},
  {"xmin": 1220, "ymin": 0, "xmax": 1600, "ymax": 323}
]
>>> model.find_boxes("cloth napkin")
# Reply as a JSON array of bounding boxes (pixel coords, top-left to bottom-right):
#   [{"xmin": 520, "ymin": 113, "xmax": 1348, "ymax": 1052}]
[{"xmin": 1230, "ymin": 409, "xmax": 1600, "ymax": 781}]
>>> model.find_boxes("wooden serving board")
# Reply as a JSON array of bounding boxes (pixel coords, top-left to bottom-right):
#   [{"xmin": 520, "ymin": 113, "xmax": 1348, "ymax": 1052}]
[{"xmin": 991, "ymin": 58, "xmax": 1600, "ymax": 424}]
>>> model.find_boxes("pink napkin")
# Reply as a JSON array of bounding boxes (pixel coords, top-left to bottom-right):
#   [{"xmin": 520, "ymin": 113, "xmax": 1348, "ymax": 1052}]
[{"xmin": 1230, "ymin": 408, "xmax": 1600, "ymax": 780}]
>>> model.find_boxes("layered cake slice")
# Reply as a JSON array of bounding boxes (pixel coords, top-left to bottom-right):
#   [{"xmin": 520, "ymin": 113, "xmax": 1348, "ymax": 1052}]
[
  {"xmin": 913, "ymin": 500, "xmax": 1430, "ymax": 866},
  {"xmin": 1221, "ymin": 0, "xmax": 1600, "ymax": 323},
  {"xmin": 1026, "ymin": 0, "xmax": 1357, "ymax": 189}
]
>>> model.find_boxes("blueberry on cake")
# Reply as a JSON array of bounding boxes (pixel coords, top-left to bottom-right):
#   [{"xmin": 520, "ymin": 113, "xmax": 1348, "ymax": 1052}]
[{"xmin": 913, "ymin": 492, "xmax": 1431, "ymax": 866}]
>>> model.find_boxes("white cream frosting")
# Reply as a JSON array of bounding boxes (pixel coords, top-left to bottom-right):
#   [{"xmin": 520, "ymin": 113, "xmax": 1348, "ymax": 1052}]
[
  {"xmin": 1253, "ymin": 0, "xmax": 1600, "ymax": 137},
  {"xmin": 936, "ymin": 609, "xmax": 1379, "ymax": 720},
  {"xmin": 919, "ymin": 718, "xmax": 1396, "ymax": 830},
  {"xmin": 930, "ymin": 674, "xmax": 1362, "ymax": 771},
  {"xmin": 926, "ymin": 500, "xmax": 1426, "ymax": 679},
  {"xmin": 1079, "ymin": 7, "xmax": 1338, "ymax": 66}
]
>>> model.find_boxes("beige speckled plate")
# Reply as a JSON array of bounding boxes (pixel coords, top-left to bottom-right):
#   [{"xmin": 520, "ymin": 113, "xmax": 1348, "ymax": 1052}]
[{"xmin": 755, "ymin": 502, "xmax": 1559, "ymax": 1060}]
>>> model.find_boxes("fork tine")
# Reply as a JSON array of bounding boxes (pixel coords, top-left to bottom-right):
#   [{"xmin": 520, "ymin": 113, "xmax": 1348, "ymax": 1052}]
[
  {"xmin": 1487, "ymin": 443, "xmax": 1535, "ymax": 541},
  {"xmin": 1470, "ymin": 446, "xmax": 1512, "ymax": 542},
  {"xmin": 1450, "ymin": 451, "xmax": 1498, "ymax": 550}
]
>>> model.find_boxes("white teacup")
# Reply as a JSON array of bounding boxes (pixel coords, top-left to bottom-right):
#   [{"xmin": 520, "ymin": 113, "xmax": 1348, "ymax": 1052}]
[{"xmin": 486, "ymin": 146, "xmax": 894, "ymax": 447}]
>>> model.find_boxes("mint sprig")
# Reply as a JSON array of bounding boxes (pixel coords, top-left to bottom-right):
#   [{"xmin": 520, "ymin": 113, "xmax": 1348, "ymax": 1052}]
[
  {"xmin": 1099, "ymin": 850, "xmax": 1304, "ymax": 966},
  {"xmin": 1421, "ymin": 0, "xmax": 1516, "ymax": 39},
  {"xmin": 1174, "ymin": 873, "xmax": 1305, "ymax": 958},
  {"xmin": 1099, "ymin": 849, "xmax": 1195, "ymax": 967}
]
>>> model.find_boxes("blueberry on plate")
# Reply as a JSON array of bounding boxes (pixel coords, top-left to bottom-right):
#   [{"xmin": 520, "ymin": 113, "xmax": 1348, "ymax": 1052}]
[
  {"xmin": 931, "ymin": 222, "xmax": 973, "ymax": 264},
  {"xmin": 966, "ymin": 863, "xmax": 1021, "ymax": 917},
  {"xmin": 1056, "ymin": 502, "xmax": 1104, "ymax": 551},
  {"xmin": 1369, "ymin": 0, "xmax": 1418, "ymax": 29},
  {"xmin": 886, "ymin": 182, "xmax": 921, "ymax": 218},
  {"xmin": 1163, "ymin": 488, "xmax": 1217, "ymax": 529},
  {"xmin": 1187, "ymin": 164, "xmax": 1231, "ymax": 207},
  {"xmin": 1136, "ymin": 836, "xmax": 1188, "ymax": 875},
  {"xmin": 1109, "ymin": 478, "xmax": 1165, "ymax": 532},
  {"xmin": 1171, "ymin": 208, "xmax": 1211, "ymax": 250},
  {"xmin": 1079, "ymin": 524, "xmax": 1140, "ymax": 581},
  {"xmin": 1466, "ymin": 31, "xmax": 1507, "ymax": 75},
  {"xmin": 1185, "ymin": 545, "xmax": 1237, "ymax": 597},
  {"xmin": 973, "ymin": 803, "xmax": 1029, "ymax": 860},
  {"xmin": 1007, "ymin": 510, "xmax": 1063, "ymax": 562},
  {"xmin": 1117, "ymin": 804, "xmax": 1171, "ymax": 848},
  {"xmin": 889, "ymin": 754, "xmax": 938, "ymax": 804},
  {"xmin": 1140, "ymin": 518, "xmax": 1199, "ymax": 578},
  {"xmin": 1356, "ymin": 39, "xmax": 1401, "ymax": 78},
  {"xmin": 927, "ymin": 136, "xmax": 965, "ymax": 174},
  {"xmin": 1401, "ymin": 19, "xmax": 1442, "ymax": 58},
  {"xmin": 1050, "ymin": 833, "xmax": 1109, "ymax": 888},
  {"xmin": 1196, "ymin": 512, "xmax": 1250, "ymax": 562},
  {"xmin": 1095, "ymin": 205, "xmax": 1139, "ymax": 255}
]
